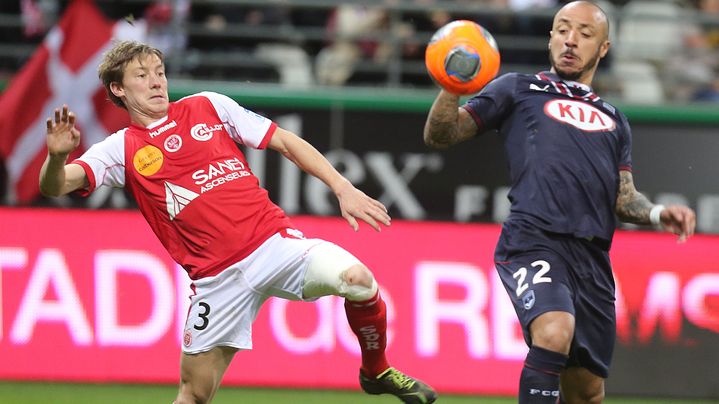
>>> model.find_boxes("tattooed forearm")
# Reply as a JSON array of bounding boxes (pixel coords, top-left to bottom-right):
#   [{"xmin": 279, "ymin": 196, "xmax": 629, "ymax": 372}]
[
  {"xmin": 616, "ymin": 191, "xmax": 653, "ymax": 224},
  {"xmin": 424, "ymin": 117, "xmax": 456, "ymax": 149},
  {"xmin": 423, "ymin": 91, "xmax": 475, "ymax": 149},
  {"xmin": 615, "ymin": 171, "xmax": 654, "ymax": 224}
]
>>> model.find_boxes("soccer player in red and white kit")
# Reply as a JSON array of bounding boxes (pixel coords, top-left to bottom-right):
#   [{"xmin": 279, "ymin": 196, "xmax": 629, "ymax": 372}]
[{"xmin": 39, "ymin": 40, "xmax": 437, "ymax": 404}]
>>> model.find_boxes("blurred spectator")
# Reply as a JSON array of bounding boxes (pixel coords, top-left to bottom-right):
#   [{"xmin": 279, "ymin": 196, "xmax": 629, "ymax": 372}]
[
  {"xmin": 143, "ymin": 0, "xmax": 190, "ymax": 61},
  {"xmin": 5, "ymin": 0, "xmax": 711, "ymax": 94},
  {"xmin": 688, "ymin": 0, "xmax": 719, "ymax": 101},
  {"xmin": 186, "ymin": 4, "xmax": 283, "ymax": 80},
  {"xmin": 692, "ymin": 78, "xmax": 719, "ymax": 101},
  {"xmin": 317, "ymin": 1, "xmax": 456, "ymax": 86},
  {"xmin": 20, "ymin": 0, "xmax": 47, "ymax": 36},
  {"xmin": 288, "ymin": 6, "xmax": 332, "ymax": 57},
  {"xmin": 699, "ymin": 0, "xmax": 719, "ymax": 47},
  {"xmin": 17, "ymin": 0, "xmax": 60, "ymax": 37},
  {"xmin": 315, "ymin": 4, "xmax": 392, "ymax": 86},
  {"xmin": 611, "ymin": 0, "xmax": 687, "ymax": 103},
  {"xmin": 186, "ymin": 2, "xmax": 313, "ymax": 86},
  {"xmin": 662, "ymin": 0, "xmax": 719, "ymax": 102},
  {"xmin": 396, "ymin": 2, "xmax": 448, "ymax": 68},
  {"xmin": 200, "ymin": 3, "xmax": 289, "ymax": 47},
  {"xmin": 0, "ymin": 0, "xmax": 56, "ymax": 80},
  {"xmin": 504, "ymin": 0, "xmax": 560, "ymax": 67}
]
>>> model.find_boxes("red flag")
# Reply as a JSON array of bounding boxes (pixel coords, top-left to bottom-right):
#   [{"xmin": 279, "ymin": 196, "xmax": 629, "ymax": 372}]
[{"xmin": 0, "ymin": 0, "xmax": 143, "ymax": 204}]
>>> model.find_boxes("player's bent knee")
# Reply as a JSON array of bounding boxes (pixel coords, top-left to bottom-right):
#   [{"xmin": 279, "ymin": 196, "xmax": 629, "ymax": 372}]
[
  {"xmin": 344, "ymin": 264, "xmax": 374, "ymax": 289},
  {"xmin": 303, "ymin": 243, "xmax": 377, "ymax": 301},
  {"xmin": 343, "ymin": 264, "xmax": 378, "ymax": 301},
  {"xmin": 530, "ymin": 311, "xmax": 575, "ymax": 354}
]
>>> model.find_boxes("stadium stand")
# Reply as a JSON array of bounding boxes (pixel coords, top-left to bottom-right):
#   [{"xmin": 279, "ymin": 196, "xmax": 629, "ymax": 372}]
[
  {"xmin": 0, "ymin": 1, "xmax": 704, "ymax": 97},
  {"xmin": 3, "ymin": 0, "xmax": 714, "ymax": 103}
]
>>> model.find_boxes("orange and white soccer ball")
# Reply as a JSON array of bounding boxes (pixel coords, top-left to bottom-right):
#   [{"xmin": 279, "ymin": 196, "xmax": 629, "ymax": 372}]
[{"xmin": 425, "ymin": 20, "xmax": 501, "ymax": 95}]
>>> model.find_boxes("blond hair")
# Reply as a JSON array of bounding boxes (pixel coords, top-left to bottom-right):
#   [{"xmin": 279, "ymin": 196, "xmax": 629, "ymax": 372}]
[{"xmin": 98, "ymin": 40, "xmax": 164, "ymax": 109}]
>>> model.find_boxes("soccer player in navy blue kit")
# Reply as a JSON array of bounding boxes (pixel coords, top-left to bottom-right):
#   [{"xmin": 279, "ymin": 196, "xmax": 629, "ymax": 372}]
[{"xmin": 424, "ymin": 1, "xmax": 695, "ymax": 403}]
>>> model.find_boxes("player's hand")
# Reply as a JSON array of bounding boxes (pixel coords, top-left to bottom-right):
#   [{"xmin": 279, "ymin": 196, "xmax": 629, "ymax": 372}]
[
  {"xmin": 660, "ymin": 205, "xmax": 696, "ymax": 243},
  {"xmin": 335, "ymin": 181, "xmax": 391, "ymax": 232},
  {"xmin": 46, "ymin": 105, "xmax": 81, "ymax": 157}
]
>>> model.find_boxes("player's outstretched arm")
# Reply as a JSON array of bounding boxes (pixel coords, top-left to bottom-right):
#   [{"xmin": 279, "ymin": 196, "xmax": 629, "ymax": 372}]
[
  {"xmin": 39, "ymin": 105, "xmax": 88, "ymax": 197},
  {"xmin": 615, "ymin": 170, "xmax": 696, "ymax": 242},
  {"xmin": 423, "ymin": 89, "xmax": 478, "ymax": 149},
  {"xmin": 267, "ymin": 127, "xmax": 391, "ymax": 232}
]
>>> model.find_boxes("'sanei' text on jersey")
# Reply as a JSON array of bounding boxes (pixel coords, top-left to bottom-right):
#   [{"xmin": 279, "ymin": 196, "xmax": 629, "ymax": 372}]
[{"xmin": 192, "ymin": 158, "xmax": 251, "ymax": 193}]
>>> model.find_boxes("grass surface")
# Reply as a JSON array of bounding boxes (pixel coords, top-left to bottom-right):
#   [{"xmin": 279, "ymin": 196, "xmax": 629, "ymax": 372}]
[{"xmin": 0, "ymin": 381, "xmax": 715, "ymax": 403}]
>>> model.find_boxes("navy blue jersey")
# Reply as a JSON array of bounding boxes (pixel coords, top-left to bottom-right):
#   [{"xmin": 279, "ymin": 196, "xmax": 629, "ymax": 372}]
[{"xmin": 464, "ymin": 71, "xmax": 632, "ymax": 246}]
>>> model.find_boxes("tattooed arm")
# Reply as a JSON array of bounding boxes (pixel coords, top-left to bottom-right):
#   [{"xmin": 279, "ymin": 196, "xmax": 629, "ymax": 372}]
[
  {"xmin": 423, "ymin": 90, "xmax": 479, "ymax": 149},
  {"xmin": 615, "ymin": 170, "xmax": 654, "ymax": 224},
  {"xmin": 616, "ymin": 170, "xmax": 696, "ymax": 242}
]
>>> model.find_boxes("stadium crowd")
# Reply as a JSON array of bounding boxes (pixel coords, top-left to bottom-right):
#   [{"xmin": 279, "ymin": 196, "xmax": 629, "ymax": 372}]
[{"xmin": 1, "ymin": 0, "xmax": 718, "ymax": 103}]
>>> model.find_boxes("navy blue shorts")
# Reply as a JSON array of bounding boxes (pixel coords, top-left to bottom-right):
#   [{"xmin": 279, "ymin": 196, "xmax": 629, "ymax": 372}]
[{"xmin": 494, "ymin": 220, "xmax": 616, "ymax": 378}]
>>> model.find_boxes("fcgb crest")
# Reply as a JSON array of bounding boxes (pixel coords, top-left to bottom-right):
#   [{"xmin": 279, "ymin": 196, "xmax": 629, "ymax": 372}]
[{"xmin": 522, "ymin": 290, "xmax": 536, "ymax": 310}]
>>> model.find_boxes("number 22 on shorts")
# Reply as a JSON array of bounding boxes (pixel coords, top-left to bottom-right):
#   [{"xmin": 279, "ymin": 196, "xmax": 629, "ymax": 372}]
[{"xmin": 512, "ymin": 260, "xmax": 552, "ymax": 297}]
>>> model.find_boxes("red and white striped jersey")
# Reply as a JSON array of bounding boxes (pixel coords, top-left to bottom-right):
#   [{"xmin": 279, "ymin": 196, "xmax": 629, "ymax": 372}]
[{"xmin": 74, "ymin": 91, "xmax": 293, "ymax": 279}]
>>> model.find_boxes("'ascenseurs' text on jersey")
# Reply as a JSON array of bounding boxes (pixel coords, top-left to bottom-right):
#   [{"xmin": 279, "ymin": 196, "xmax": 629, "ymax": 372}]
[
  {"xmin": 74, "ymin": 92, "xmax": 292, "ymax": 279},
  {"xmin": 464, "ymin": 72, "xmax": 632, "ymax": 246}
]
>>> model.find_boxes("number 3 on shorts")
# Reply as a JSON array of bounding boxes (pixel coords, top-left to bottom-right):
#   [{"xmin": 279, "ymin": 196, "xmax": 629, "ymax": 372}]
[
  {"xmin": 512, "ymin": 260, "xmax": 552, "ymax": 297},
  {"xmin": 193, "ymin": 302, "xmax": 211, "ymax": 331}
]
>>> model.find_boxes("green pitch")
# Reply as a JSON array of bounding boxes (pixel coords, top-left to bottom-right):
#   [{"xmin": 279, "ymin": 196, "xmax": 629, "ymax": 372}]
[{"xmin": 0, "ymin": 381, "xmax": 715, "ymax": 404}]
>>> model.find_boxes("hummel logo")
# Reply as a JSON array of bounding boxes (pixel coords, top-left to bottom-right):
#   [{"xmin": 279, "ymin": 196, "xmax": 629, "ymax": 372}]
[
  {"xmin": 529, "ymin": 84, "xmax": 549, "ymax": 92},
  {"xmin": 149, "ymin": 120, "xmax": 177, "ymax": 138}
]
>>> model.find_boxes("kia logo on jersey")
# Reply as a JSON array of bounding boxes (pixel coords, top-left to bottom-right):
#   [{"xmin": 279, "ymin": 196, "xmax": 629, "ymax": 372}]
[{"xmin": 543, "ymin": 99, "xmax": 616, "ymax": 132}]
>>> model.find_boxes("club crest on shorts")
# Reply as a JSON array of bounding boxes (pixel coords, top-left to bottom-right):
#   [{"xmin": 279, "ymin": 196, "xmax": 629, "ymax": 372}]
[
  {"xmin": 522, "ymin": 290, "xmax": 536, "ymax": 310},
  {"xmin": 183, "ymin": 329, "xmax": 192, "ymax": 347}
]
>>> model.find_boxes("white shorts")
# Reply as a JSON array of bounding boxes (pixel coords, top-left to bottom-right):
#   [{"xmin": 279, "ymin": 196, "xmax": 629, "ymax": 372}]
[{"xmin": 181, "ymin": 230, "xmax": 360, "ymax": 354}]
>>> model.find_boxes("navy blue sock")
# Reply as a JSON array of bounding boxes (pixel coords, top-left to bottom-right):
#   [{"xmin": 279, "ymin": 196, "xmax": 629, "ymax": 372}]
[{"xmin": 518, "ymin": 345, "xmax": 567, "ymax": 403}]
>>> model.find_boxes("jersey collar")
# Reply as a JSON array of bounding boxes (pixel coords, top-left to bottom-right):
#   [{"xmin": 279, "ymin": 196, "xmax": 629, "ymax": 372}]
[
  {"xmin": 536, "ymin": 71, "xmax": 601, "ymax": 103},
  {"xmin": 537, "ymin": 71, "xmax": 593, "ymax": 92}
]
